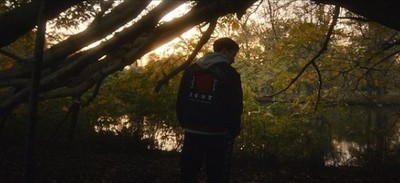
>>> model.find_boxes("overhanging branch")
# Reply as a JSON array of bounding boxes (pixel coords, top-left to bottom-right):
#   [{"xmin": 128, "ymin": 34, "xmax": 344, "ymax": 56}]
[
  {"xmin": 267, "ymin": 5, "xmax": 340, "ymax": 112},
  {"xmin": 0, "ymin": 49, "xmax": 27, "ymax": 63},
  {"xmin": 0, "ymin": 1, "xmax": 257, "ymax": 112},
  {"xmin": 154, "ymin": 19, "xmax": 217, "ymax": 93}
]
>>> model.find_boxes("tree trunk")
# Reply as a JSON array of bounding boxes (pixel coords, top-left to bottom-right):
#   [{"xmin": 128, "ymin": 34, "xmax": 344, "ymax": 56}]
[{"xmin": 25, "ymin": 1, "xmax": 46, "ymax": 182}]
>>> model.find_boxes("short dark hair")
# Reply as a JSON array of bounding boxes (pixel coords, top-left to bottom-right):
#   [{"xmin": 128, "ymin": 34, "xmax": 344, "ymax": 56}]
[{"xmin": 213, "ymin": 37, "xmax": 239, "ymax": 52}]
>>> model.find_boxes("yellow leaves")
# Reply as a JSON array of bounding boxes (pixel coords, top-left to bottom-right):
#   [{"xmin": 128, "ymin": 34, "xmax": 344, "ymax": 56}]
[{"xmin": 231, "ymin": 21, "xmax": 241, "ymax": 31}]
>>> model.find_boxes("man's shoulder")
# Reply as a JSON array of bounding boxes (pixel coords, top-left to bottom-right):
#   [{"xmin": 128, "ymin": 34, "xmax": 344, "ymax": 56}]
[
  {"xmin": 212, "ymin": 62, "xmax": 239, "ymax": 76},
  {"xmin": 210, "ymin": 62, "xmax": 236, "ymax": 72},
  {"xmin": 184, "ymin": 62, "xmax": 239, "ymax": 79},
  {"xmin": 184, "ymin": 63, "xmax": 202, "ymax": 74}
]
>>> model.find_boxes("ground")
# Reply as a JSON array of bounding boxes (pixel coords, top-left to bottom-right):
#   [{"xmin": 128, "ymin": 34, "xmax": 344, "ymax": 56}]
[{"xmin": 2, "ymin": 140, "xmax": 400, "ymax": 183}]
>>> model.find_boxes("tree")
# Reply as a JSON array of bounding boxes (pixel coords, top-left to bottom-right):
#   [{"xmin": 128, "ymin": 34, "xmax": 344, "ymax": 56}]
[
  {"xmin": 1, "ymin": 0, "xmax": 400, "ymax": 118},
  {"xmin": 311, "ymin": 0, "xmax": 400, "ymax": 31},
  {"xmin": 0, "ymin": 0, "xmax": 257, "ymax": 120}
]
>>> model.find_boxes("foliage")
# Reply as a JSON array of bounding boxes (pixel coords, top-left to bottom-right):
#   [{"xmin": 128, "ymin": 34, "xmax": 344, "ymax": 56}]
[
  {"xmin": 236, "ymin": 97, "xmax": 332, "ymax": 165},
  {"xmin": 230, "ymin": 0, "xmax": 400, "ymax": 165},
  {"xmin": 2, "ymin": 0, "xmax": 400, "ymax": 168},
  {"xmin": 0, "ymin": 0, "xmax": 257, "ymax": 114},
  {"xmin": 76, "ymin": 54, "xmax": 184, "ymax": 150}
]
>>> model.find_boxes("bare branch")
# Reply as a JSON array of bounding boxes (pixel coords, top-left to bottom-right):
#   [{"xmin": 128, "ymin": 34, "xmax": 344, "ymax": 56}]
[
  {"xmin": 356, "ymin": 49, "xmax": 400, "ymax": 83},
  {"xmin": 82, "ymin": 76, "xmax": 106, "ymax": 108},
  {"xmin": 154, "ymin": 19, "xmax": 217, "ymax": 93},
  {"xmin": 0, "ymin": 0, "xmax": 86, "ymax": 48},
  {"xmin": 338, "ymin": 16, "xmax": 369, "ymax": 22},
  {"xmin": 0, "ymin": 49, "xmax": 27, "ymax": 63},
  {"xmin": 311, "ymin": 62, "xmax": 322, "ymax": 112},
  {"xmin": 44, "ymin": 95, "xmax": 82, "ymax": 146},
  {"xmin": 0, "ymin": 0, "xmax": 153, "ymax": 80},
  {"xmin": 0, "ymin": 0, "xmax": 257, "ymax": 112},
  {"xmin": 267, "ymin": 5, "xmax": 340, "ymax": 112}
]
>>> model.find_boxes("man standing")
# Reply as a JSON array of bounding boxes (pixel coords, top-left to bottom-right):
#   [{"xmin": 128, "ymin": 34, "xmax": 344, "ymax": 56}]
[{"xmin": 176, "ymin": 37, "xmax": 243, "ymax": 183}]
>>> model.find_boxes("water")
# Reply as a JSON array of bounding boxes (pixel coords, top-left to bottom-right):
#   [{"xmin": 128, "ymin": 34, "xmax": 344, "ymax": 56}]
[
  {"xmin": 94, "ymin": 105, "xmax": 400, "ymax": 166},
  {"xmin": 323, "ymin": 105, "xmax": 400, "ymax": 166}
]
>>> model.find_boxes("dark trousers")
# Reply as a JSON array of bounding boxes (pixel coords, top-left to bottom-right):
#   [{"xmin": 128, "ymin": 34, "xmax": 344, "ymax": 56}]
[{"xmin": 180, "ymin": 132, "xmax": 234, "ymax": 183}]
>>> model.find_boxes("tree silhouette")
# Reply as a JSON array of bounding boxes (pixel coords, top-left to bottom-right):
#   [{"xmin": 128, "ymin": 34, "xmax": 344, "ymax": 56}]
[
  {"xmin": 312, "ymin": 0, "xmax": 400, "ymax": 31},
  {"xmin": 0, "ymin": 0, "xmax": 256, "ymax": 119},
  {"xmin": 1, "ymin": 0, "xmax": 399, "ymax": 118}
]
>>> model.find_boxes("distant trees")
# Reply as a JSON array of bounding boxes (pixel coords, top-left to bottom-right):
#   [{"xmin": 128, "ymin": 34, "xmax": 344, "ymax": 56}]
[{"xmin": 232, "ymin": 1, "xmax": 400, "ymax": 111}]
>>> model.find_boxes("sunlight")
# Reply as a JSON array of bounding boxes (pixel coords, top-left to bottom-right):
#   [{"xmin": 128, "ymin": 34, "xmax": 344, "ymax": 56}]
[
  {"xmin": 46, "ymin": 1, "xmax": 198, "ymax": 67},
  {"xmin": 141, "ymin": 117, "xmax": 181, "ymax": 151},
  {"xmin": 325, "ymin": 139, "xmax": 361, "ymax": 166},
  {"xmin": 47, "ymin": 1, "xmax": 194, "ymax": 52},
  {"xmin": 95, "ymin": 115, "xmax": 131, "ymax": 135},
  {"xmin": 94, "ymin": 115, "xmax": 181, "ymax": 151},
  {"xmin": 159, "ymin": 2, "xmax": 191, "ymax": 22}
]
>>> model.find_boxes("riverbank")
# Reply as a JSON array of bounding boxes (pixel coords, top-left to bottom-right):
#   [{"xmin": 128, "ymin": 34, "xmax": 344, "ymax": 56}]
[{"xmin": 2, "ymin": 142, "xmax": 400, "ymax": 183}]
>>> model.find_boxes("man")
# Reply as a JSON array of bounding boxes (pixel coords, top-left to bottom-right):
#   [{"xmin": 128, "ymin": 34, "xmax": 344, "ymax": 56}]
[{"xmin": 176, "ymin": 37, "xmax": 243, "ymax": 183}]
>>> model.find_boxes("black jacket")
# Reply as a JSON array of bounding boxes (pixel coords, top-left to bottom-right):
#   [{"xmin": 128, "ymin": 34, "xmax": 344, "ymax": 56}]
[{"xmin": 176, "ymin": 54, "xmax": 243, "ymax": 137}]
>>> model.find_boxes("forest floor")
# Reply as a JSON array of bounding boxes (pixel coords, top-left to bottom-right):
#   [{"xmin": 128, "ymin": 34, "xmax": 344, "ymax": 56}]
[{"xmin": 2, "ymin": 140, "xmax": 400, "ymax": 183}]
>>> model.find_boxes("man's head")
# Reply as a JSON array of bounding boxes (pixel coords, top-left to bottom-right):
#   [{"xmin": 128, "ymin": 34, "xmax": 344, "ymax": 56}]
[{"xmin": 213, "ymin": 37, "xmax": 239, "ymax": 64}]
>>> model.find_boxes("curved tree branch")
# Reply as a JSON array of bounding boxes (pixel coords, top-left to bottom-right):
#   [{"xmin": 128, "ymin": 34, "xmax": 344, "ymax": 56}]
[
  {"xmin": 0, "ymin": 0, "xmax": 86, "ymax": 48},
  {"xmin": 312, "ymin": 0, "xmax": 400, "ymax": 31},
  {"xmin": 0, "ymin": 0, "xmax": 152, "ymax": 80},
  {"xmin": 0, "ymin": 1, "xmax": 257, "ymax": 112},
  {"xmin": 0, "ymin": 49, "xmax": 27, "ymax": 63},
  {"xmin": 356, "ymin": 49, "xmax": 400, "ymax": 85},
  {"xmin": 154, "ymin": 19, "xmax": 218, "ymax": 93},
  {"xmin": 0, "ymin": 1, "xmax": 183, "ymax": 108},
  {"xmin": 311, "ymin": 62, "xmax": 322, "ymax": 112},
  {"xmin": 267, "ymin": 5, "xmax": 340, "ymax": 112}
]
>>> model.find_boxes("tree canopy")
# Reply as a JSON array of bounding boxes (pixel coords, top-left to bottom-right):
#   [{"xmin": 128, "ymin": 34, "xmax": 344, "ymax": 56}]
[
  {"xmin": 0, "ymin": 0, "xmax": 256, "ymax": 117},
  {"xmin": 1, "ymin": 1, "xmax": 400, "ymax": 182},
  {"xmin": 0, "ymin": 0, "xmax": 399, "ymax": 119}
]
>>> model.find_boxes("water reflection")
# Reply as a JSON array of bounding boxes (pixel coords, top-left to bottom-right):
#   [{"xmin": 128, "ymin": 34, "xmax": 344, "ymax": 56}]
[
  {"xmin": 325, "ymin": 139, "xmax": 361, "ymax": 166},
  {"xmin": 324, "ymin": 106, "xmax": 400, "ymax": 166},
  {"xmin": 93, "ymin": 106, "xmax": 400, "ymax": 167},
  {"xmin": 94, "ymin": 115, "xmax": 182, "ymax": 151},
  {"xmin": 141, "ymin": 122, "xmax": 182, "ymax": 151},
  {"xmin": 94, "ymin": 115, "xmax": 131, "ymax": 135}
]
